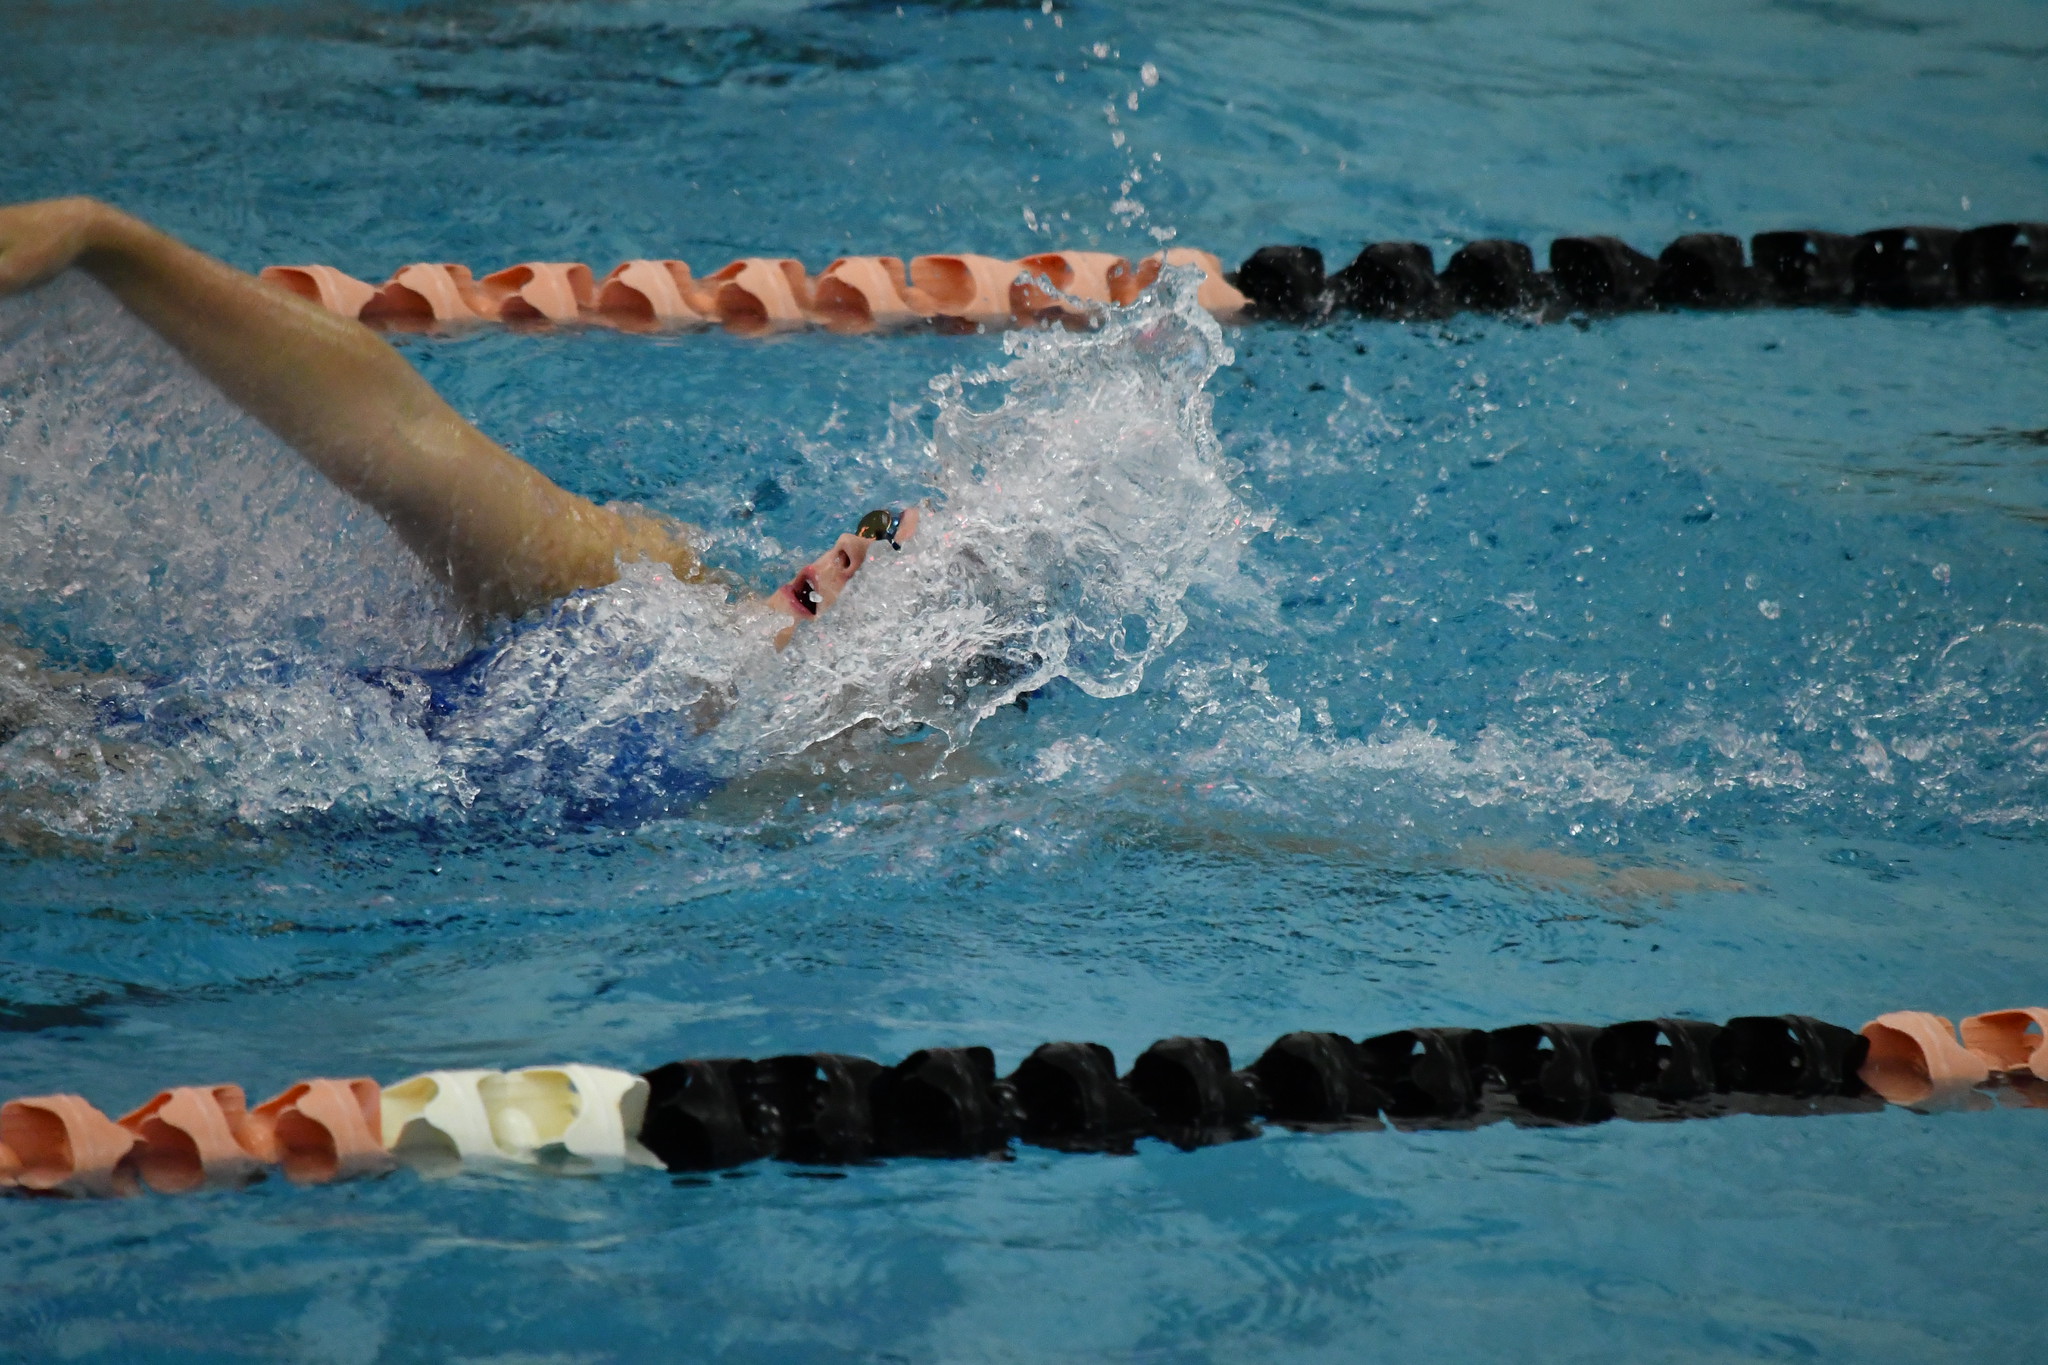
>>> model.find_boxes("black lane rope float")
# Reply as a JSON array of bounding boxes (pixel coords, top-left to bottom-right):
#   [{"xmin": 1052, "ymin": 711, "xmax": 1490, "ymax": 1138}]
[
  {"xmin": 636, "ymin": 1011, "xmax": 2024, "ymax": 1171},
  {"xmin": 5, "ymin": 1008, "xmax": 2041, "ymax": 1196},
  {"xmin": 1233, "ymin": 222, "xmax": 2048, "ymax": 322}
]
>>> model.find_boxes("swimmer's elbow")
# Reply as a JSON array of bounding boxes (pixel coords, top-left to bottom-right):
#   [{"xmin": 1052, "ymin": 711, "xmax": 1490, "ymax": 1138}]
[{"xmin": 606, "ymin": 506, "xmax": 713, "ymax": 585}]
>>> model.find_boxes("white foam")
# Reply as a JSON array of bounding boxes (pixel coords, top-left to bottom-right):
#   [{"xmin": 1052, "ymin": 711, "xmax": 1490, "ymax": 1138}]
[
  {"xmin": 0, "ymin": 274, "xmax": 462, "ymax": 675},
  {"xmin": 0, "ymin": 268, "xmax": 1260, "ymax": 833},
  {"xmin": 721, "ymin": 270, "xmax": 1260, "ymax": 759}
]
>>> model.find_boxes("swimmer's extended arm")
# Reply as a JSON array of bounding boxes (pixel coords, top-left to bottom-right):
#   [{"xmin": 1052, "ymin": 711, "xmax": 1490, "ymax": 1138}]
[{"xmin": 0, "ymin": 196, "xmax": 700, "ymax": 621}]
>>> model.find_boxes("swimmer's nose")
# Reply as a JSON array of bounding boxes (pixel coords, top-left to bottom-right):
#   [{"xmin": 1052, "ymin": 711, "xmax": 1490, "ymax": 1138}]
[{"xmin": 831, "ymin": 532, "xmax": 872, "ymax": 577}]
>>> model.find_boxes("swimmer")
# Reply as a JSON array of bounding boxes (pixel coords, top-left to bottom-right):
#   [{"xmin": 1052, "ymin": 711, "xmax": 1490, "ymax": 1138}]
[{"xmin": 0, "ymin": 196, "xmax": 909, "ymax": 643}]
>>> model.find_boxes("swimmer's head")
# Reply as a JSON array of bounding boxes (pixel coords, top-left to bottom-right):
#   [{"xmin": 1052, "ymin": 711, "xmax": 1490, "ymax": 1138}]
[
  {"xmin": 764, "ymin": 504, "xmax": 1050, "ymax": 714},
  {"xmin": 769, "ymin": 505, "xmax": 921, "ymax": 631}
]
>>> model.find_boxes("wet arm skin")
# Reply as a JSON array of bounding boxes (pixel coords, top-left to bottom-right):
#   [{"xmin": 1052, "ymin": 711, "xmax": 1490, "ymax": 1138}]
[{"xmin": 0, "ymin": 196, "xmax": 703, "ymax": 623}]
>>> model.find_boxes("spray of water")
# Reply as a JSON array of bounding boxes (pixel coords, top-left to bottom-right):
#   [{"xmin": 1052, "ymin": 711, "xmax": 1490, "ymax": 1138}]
[
  {"xmin": 0, "ymin": 269, "xmax": 1258, "ymax": 837},
  {"xmin": 724, "ymin": 276, "xmax": 1258, "ymax": 758}
]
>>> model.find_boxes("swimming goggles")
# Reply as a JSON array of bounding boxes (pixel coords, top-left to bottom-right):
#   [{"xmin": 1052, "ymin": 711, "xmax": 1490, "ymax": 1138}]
[{"xmin": 855, "ymin": 508, "xmax": 904, "ymax": 549}]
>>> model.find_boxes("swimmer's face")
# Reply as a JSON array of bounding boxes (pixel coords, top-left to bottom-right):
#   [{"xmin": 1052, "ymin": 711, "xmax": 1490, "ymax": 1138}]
[
  {"xmin": 773, "ymin": 531, "xmax": 874, "ymax": 621},
  {"xmin": 770, "ymin": 506, "xmax": 920, "ymax": 627}
]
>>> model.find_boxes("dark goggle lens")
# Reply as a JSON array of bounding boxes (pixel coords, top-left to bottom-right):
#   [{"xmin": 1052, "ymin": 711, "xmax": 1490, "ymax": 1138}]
[{"xmin": 856, "ymin": 508, "xmax": 899, "ymax": 542}]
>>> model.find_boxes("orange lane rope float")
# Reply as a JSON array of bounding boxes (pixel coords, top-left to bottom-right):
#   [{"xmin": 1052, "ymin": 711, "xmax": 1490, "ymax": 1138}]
[
  {"xmin": 4, "ymin": 1007, "xmax": 2044, "ymax": 1200},
  {"xmin": 258, "ymin": 248, "xmax": 1250, "ymax": 334}
]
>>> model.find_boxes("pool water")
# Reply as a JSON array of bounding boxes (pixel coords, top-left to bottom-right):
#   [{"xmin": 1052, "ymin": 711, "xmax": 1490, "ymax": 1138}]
[{"xmin": 3, "ymin": 1, "xmax": 2047, "ymax": 1361}]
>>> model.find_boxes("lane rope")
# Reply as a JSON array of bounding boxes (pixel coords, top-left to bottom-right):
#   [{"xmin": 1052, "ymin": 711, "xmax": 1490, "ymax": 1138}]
[
  {"xmin": 4, "ymin": 1007, "xmax": 2042, "ymax": 1198},
  {"xmin": 257, "ymin": 223, "xmax": 2046, "ymax": 335}
]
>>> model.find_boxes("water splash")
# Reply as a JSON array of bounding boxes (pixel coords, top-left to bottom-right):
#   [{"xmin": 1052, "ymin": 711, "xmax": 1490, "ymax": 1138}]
[
  {"xmin": 0, "ymin": 269, "xmax": 1258, "ymax": 836},
  {"xmin": 724, "ymin": 272, "xmax": 1258, "ymax": 759},
  {"xmin": 0, "ymin": 275, "xmax": 463, "ymax": 676}
]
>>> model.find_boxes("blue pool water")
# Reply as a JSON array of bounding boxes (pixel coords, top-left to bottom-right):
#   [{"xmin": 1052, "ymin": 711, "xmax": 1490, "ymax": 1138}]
[{"xmin": 3, "ymin": 1, "xmax": 2046, "ymax": 1360}]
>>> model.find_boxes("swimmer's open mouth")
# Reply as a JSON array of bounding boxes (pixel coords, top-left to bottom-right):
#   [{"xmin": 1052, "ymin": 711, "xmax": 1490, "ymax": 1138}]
[{"xmin": 788, "ymin": 570, "xmax": 821, "ymax": 617}]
